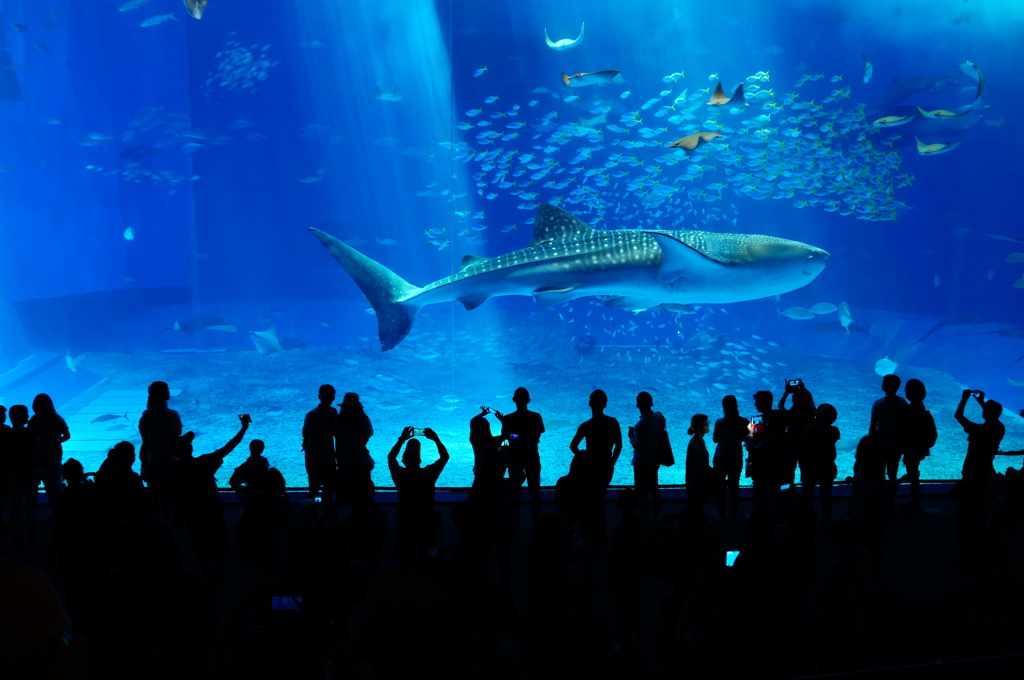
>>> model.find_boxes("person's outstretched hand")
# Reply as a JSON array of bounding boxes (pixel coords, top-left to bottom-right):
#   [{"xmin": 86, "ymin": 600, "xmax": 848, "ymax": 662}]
[{"xmin": 423, "ymin": 427, "xmax": 439, "ymax": 442}]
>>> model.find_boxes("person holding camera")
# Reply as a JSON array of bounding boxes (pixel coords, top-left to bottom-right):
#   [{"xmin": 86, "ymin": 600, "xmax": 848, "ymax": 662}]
[
  {"xmin": 388, "ymin": 426, "xmax": 450, "ymax": 561},
  {"xmin": 953, "ymin": 389, "xmax": 1004, "ymax": 552},
  {"xmin": 172, "ymin": 413, "xmax": 251, "ymax": 583},
  {"xmin": 955, "ymin": 389, "xmax": 1004, "ymax": 488}
]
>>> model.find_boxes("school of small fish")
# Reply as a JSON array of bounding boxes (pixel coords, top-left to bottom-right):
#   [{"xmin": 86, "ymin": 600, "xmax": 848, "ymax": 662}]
[{"xmin": 413, "ymin": 66, "xmax": 920, "ymax": 252}]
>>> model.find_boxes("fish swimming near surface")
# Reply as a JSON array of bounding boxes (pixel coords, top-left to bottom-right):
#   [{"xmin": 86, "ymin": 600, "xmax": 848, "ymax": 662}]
[
  {"xmin": 375, "ymin": 86, "xmax": 402, "ymax": 102},
  {"xmin": 862, "ymin": 54, "xmax": 873, "ymax": 84},
  {"xmin": 872, "ymin": 114, "xmax": 915, "ymax": 127},
  {"xmin": 562, "ymin": 70, "xmax": 624, "ymax": 88},
  {"xmin": 118, "ymin": 0, "xmax": 155, "ymax": 11},
  {"xmin": 183, "ymin": 0, "xmax": 208, "ymax": 19},
  {"xmin": 123, "ymin": 226, "xmax": 135, "ymax": 241},
  {"xmin": 545, "ymin": 22, "xmax": 584, "ymax": 50},
  {"xmin": 707, "ymin": 82, "xmax": 746, "ymax": 106},
  {"xmin": 667, "ymin": 131, "xmax": 723, "ymax": 152},
  {"xmin": 310, "ymin": 203, "xmax": 829, "ymax": 350},
  {"xmin": 915, "ymin": 137, "xmax": 960, "ymax": 155},
  {"xmin": 140, "ymin": 13, "xmax": 176, "ymax": 27}
]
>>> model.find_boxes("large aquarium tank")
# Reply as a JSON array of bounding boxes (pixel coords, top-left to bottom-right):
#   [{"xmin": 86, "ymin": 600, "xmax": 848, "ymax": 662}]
[{"xmin": 0, "ymin": 0, "xmax": 1021, "ymax": 488}]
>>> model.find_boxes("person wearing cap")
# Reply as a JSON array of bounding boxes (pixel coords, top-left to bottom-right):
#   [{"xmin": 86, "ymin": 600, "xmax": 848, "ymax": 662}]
[
  {"xmin": 335, "ymin": 392, "xmax": 374, "ymax": 505},
  {"xmin": 496, "ymin": 387, "xmax": 545, "ymax": 527}
]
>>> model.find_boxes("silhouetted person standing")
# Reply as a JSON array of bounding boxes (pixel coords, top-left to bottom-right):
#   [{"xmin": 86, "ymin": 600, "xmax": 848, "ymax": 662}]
[
  {"xmin": 388, "ymin": 426, "xmax": 449, "ymax": 561},
  {"xmin": 746, "ymin": 390, "xmax": 786, "ymax": 515},
  {"xmin": 138, "ymin": 380, "xmax": 182, "ymax": 518},
  {"xmin": 28, "ymin": 393, "xmax": 69, "ymax": 507},
  {"xmin": 498, "ymin": 387, "xmax": 545, "ymax": 527},
  {"xmin": 0, "ymin": 406, "xmax": 9, "ymax": 530},
  {"xmin": 713, "ymin": 395, "xmax": 748, "ymax": 520},
  {"xmin": 954, "ymin": 389, "xmax": 1004, "ymax": 551},
  {"xmin": 685, "ymin": 413, "xmax": 714, "ymax": 513},
  {"xmin": 868, "ymin": 374, "xmax": 908, "ymax": 483},
  {"xmin": 335, "ymin": 392, "xmax": 374, "ymax": 505},
  {"xmin": 628, "ymin": 391, "xmax": 664, "ymax": 517},
  {"xmin": 6, "ymin": 405, "xmax": 36, "ymax": 534},
  {"xmin": 302, "ymin": 384, "xmax": 337, "ymax": 501},
  {"xmin": 901, "ymin": 379, "xmax": 937, "ymax": 519},
  {"xmin": 780, "ymin": 380, "xmax": 816, "ymax": 485},
  {"xmin": 802, "ymin": 403, "xmax": 841, "ymax": 524},
  {"xmin": 569, "ymin": 389, "xmax": 622, "ymax": 492}
]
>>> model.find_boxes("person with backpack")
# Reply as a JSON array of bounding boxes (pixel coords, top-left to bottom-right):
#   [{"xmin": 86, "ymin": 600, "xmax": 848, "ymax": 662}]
[
  {"xmin": 901, "ymin": 379, "xmax": 937, "ymax": 520},
  {"xmin": 628, "ymin": 391, "xmax": 666, "ymax": 518}
]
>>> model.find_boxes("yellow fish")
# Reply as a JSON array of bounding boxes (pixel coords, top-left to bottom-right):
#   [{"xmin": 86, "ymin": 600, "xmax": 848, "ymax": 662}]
[{"xmin": 916, "ymin": 137, "xmax": 960, "ymax": 155}]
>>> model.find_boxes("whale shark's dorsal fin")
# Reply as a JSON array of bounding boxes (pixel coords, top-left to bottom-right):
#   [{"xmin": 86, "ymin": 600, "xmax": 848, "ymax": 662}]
[
  {"xmin": 643, "ymin": 231, "xmax": 728, "ymax": 283},
  {"xmin": 531, "ymin": 204, "xmax": 595, "ymax": 245},
  {"xmin": 460, "ymin": 254, "xmax": 489, "ymax": 270}
]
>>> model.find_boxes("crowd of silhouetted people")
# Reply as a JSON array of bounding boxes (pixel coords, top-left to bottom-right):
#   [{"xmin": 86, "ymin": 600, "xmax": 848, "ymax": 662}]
[{"xmin": 0, "ymin": 375, "xmax": 1023, "ymax": 679}]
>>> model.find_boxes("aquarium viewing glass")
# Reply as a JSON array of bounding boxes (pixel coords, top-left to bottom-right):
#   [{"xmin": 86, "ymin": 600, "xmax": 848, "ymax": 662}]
[{"xmin": 0, "ymin": 0, "xmax": 1021, "ymax": 488}]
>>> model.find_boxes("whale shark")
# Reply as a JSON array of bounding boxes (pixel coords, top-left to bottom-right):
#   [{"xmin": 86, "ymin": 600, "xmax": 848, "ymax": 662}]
[{"xmin": 309, "ymin": 204, "xmax": 829, "ymax": 350}]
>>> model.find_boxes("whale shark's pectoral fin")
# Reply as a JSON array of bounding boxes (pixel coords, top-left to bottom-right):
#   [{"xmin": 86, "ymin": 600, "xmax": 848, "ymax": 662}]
[
  {"xmin": 457, "ymin": 294, "xmax": 490, "ymax": 311},
  {"xmin": 532, "ymin": 285, "xmax": 580, "ymax": 307},
  {"xmin": 644, "ymin": 231, "xmax": 728, "ymax": 283}
]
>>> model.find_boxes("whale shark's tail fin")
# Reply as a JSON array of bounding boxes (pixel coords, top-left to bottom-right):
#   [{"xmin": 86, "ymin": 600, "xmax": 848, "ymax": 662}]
[{"xmin": 309, "ymin": 228, "xmax": 421, "ymax": 351}]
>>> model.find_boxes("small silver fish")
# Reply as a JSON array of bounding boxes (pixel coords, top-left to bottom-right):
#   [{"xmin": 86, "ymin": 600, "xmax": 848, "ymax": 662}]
[{"xmin": 140, "ymin": 13, "xmax": 176, "ymax": 27}]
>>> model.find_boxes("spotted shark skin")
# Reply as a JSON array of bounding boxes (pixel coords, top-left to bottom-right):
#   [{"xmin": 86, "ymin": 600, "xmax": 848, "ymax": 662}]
[{"xmin": 309, "ymin": 204, "xmax": 829, "ymax": 350}]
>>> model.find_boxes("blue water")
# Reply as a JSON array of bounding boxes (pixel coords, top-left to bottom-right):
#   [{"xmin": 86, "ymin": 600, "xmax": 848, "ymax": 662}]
[{"xmin": 0, "ymin": 1, "xmax": 1022, "ymax": 487}]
